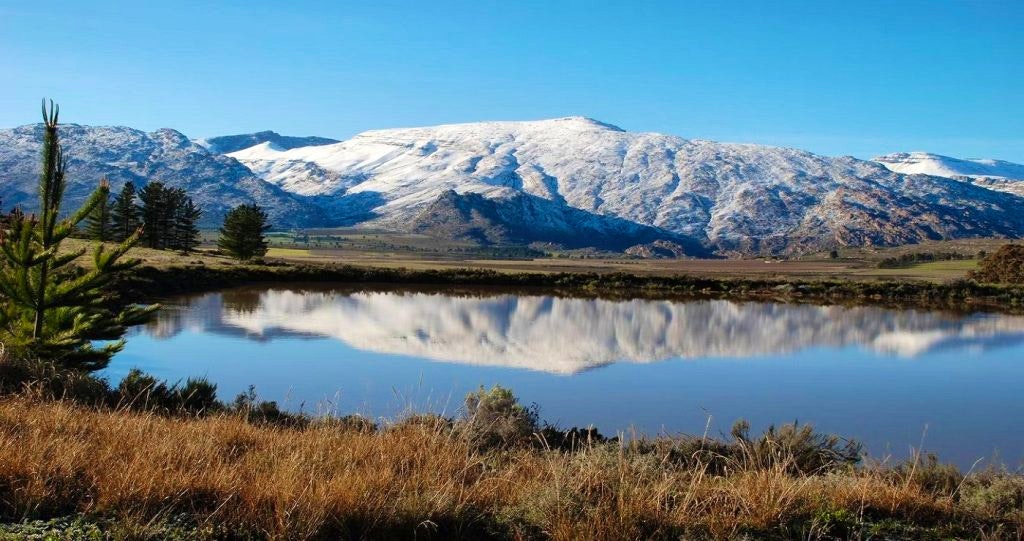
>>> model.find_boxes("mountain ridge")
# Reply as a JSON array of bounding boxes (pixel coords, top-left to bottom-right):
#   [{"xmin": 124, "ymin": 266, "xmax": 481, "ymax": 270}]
[
  {"xmin": 3, "ymin": 118, "xmax": 1024, "ymax": 255},
  {"xmin": 0, "ymin": 123, "xmax": 327, "ymax": 228},
  {"xmin": 226, "ymin": 117, "xmax": 1024, "ymax": 255},
  {"xmin": 195, "ymin": 130, "xmax": 339, "ymax": 155},
  {"xmin": 874, "ymin": 151, "xmax": 1024, "ymax": 197}
]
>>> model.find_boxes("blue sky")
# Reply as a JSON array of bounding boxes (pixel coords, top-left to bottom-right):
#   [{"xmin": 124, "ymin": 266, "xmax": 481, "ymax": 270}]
[{"xmin": 1, "ymin": 0, "xmax": 1021, "ymax": 161}]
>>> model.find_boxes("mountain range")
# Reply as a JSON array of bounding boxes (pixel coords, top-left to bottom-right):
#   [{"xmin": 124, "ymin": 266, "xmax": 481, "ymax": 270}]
[{"xmin": 1, "ymin": 117, "xmax": 1022, "ymax": 256}]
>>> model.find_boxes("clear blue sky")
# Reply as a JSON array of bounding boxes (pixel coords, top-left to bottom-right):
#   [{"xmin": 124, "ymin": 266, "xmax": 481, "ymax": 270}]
[{"xmin": 2, "ymin": 0, "xmax": 1021, "ymax": 161}]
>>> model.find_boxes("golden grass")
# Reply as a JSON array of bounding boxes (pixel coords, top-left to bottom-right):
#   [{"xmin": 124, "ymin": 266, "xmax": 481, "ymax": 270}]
[
  {"xmin": 0, "ymin": 397, "xmax": 1009, "ymax": 540},
  {"xmin": 265, "ymin": 247, "xmax": 313, "ymax": 258}
]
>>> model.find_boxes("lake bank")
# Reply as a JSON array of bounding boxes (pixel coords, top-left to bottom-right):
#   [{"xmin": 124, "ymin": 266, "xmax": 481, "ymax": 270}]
[{"xmin": 112, "ymin": 261, "xmax": 1024, "ymax": 315}]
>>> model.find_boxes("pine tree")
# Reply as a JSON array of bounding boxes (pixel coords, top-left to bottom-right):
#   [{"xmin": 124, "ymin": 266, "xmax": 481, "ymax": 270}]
[
  {"xmin": 138, "ymin": 181, "xmax": 172, "ymax": 249},
  {"xmin": 0, "ymin": 101, "xmax": 156, "ymax": 370},
  {"xmin": 84, "ymin": 178, "xmax": 113, "ymax": 241},
  {"xmin": 138, "ymin": 182, "xmax": 160, "ymax": 248},
  {"xmin": 217, "ymin": 204, "xmax": 270, "ymax": 261},
  {"xmin": 136, "ymin": 183, "xmax": 202, "ymax": 251},
  {"xmin": 164, "ymin": 188, "xmax": 187, "ymax": 250},
  {"xmin": 173, "ymin": 196, "xmax": 202, "ymax": 252},
  {"xmin": 110, "ymin": 181, "xmax": 141, "ymax": 242}
]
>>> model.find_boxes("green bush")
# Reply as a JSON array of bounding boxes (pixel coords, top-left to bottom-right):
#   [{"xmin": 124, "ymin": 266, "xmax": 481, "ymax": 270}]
[
  {"xmin": 231, "ymin": 385, "xmax": 301, "ymax": 425},
  {"xmin": 116, "ymin": 368, "xmax": 174, "ymax": 410},
  {"xmin": 458, "ymin": 385, "xmax": 539, "ymax": 451},
  {"xmin": 970, "ymin": 244, "xmax": 1024, "ymax": 284},
  {"xmin": 893, "ymin": 452, "xmax": 964, "ymax": 495},
  {"xmin": 960, "ymin": 472, "xmax": 1024, "ymax": 522},
  {"xmin": 731, "ymin": 419, "xmax": 862, "ymax": 474},
  {"xmin": 174, "ymin": 377, "xmax": 220, "ymax": 415}
]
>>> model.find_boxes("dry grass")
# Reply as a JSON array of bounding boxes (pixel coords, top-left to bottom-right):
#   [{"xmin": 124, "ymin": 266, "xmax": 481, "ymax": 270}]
[
  {"xmin": 0, "ymin": 398, "xmax": 1016, "ymax": 540},
  {"xmin": 66, "ymin": 236, "xmax": 1010, "ymax": 282}
]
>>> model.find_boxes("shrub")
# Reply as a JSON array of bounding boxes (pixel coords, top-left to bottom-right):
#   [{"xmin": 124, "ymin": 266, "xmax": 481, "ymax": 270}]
[
  {"xmin": 389, "ymin": 413, "xmax": 453, "ymax": 434},
  {"xmin": 316, "ymin": 414, "xmax": 377, "ymax": 434},
  {"xmin": 893, "ymin": 452, "xmax": 964, "ymax": 495},
  {"xmin": 116, "ymin": 368, "xmax": 175, "ymax": 411},
  {"xmin": 960, "ymin": 471, "xmax": 1024, "ymax": 522},
  {"xmin": 173, "ymin": 377, "xmax": 220, "ymax": 415},
  {"xmin": 116, "ymin": 370, "xmax": 220, "ymax": 415},
  {"xmin": 458, "ymin": 385, "xmax": 539, "ymax": 450},
  {"xmin": 731, "ymin": 419, "xmax": 862, "ymax": 474},
  {"xmin": 970, "ymin": 244, "xmax": 1024, "ymax": 284},
  {"xmin": 537, "ymin": 424, "xmax": 607, "ymax": 451},
  {"xmin": 877, "ymin": 251, "xmax": 972, "ymax": 269},
  {"xmin": 231, "ymin": 385, "xmax": 300, "ymax": 425}
]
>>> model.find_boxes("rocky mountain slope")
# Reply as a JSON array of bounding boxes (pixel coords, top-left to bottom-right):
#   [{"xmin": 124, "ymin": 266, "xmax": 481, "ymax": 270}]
[
  {"xmin": 229, "ymin": 117, "xmax": 1024, "ymax": 254},
  {"xmin": 874, "ymin": 152, "xmax": 1024, "ymax": 197},
  {"xmin": 2, "ymin": 118, "xmax": 1023, "ymax": 254},
  {"xmin": 0, "ymin": 124, "xmax": 325, "ymax": 227}
]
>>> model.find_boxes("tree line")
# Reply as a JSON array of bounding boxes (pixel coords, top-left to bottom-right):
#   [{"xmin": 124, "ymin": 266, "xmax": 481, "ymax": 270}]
[
  {"xmin": 86, "ymin": 180, "xmax": 202, "ymax": 252},
  {"xmin": 83, "ymin": 182, "xmax": 270, "ymax": 260}
]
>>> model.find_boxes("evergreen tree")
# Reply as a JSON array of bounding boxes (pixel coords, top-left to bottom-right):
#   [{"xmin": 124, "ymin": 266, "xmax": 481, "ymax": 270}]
[
  {"xmin": 110, "ymin": 181, "xmax": 141, "ymax": 242},
  {"xmin": 164, "ymin": 188, "xmax": 187, "ymax": 250},
  {"xmin": 173, "ymin": 196, "xmax": 202, "ymax": 252},
  {"xmin": 84, "ymin": 178, "xmax": 112, "ymax": 241},
  {"xmin": 137, "ymin": 183, "xmax": 202, "ymax": 250},
  {"xmin": 138, "ymin": 181, "xmax": 173, "ymax": 249},
  {"xmin": 0, "ymin": 101, "xmax": 155, "ymax": 370},
  {"xmin": 138, "ymin": 181, "xmax": 161, "ymax": 248},
  {"xmin": 218, "ymin": 204, "xmax": 270, "ymax": 261}
]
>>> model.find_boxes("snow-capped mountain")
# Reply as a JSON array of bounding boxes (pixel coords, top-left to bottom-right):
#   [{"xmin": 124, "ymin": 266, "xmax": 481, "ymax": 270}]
[
  {"xmin": 3, "ymin": 118, "xmax": 1024, "ymax": 254},
  {"xmin": 228, "ymin": 117, "xmax": 1024, "ymax": 254},
  {"xmin": 874, "ymin": 152, "xmax": 1024, "ymax": 180},
  {"xmin": 195, "ymin": 130, "xmax": 338, "ymax": 155},
  {"xmin": 874, "ymin": 152, "xmax": 1024, "ymax": 197},
  {"xmin": 0, "ymin": 124, "xmax": 326, "ymax": 227}
]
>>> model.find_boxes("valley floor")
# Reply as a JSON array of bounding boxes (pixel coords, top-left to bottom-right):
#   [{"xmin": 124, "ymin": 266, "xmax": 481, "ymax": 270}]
[{"xmin": 81, "ymin": 235, "xmax": 1021, "ymax": 283}]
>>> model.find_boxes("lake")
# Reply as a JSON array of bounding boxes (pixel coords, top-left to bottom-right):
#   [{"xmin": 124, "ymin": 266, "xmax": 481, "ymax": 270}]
[{"xmin": 105, "ymin": 285, "xmax": 1024, "ymax": 469}]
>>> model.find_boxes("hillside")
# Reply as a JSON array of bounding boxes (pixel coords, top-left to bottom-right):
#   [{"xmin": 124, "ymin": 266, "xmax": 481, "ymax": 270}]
[
  {"xmin": 229, "ymin": 117, "xmax": 1024, "ymax": 254},
  {"xmin": 0, "ymin": 124, "xmax": 325, "ymax": 227},
  {"xmin": 3, "ymin": 119, "xmax": 1024, "ymax": 254}
]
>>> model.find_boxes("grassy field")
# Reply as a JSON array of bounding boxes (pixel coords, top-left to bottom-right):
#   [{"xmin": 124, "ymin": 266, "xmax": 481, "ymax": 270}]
[
  {"xmin": 867, "ymin": 259, "xmax": 981, "ymax": 279},
  {"xmin": 73, "ymin": 235, "xmax": 1020, "ymax": 283},
  {"xmin": 1, "ymin": 395, "xmax": 1020, "ymax": 540}
]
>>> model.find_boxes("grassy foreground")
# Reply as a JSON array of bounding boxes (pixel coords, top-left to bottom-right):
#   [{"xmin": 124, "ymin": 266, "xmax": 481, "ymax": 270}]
[{"xmin": 1, "ymin": 395, "xmax": 1022, "ymax": 540}]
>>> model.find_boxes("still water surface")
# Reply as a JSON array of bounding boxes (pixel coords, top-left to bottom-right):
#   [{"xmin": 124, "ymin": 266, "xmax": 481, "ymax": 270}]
[{"xmin": 105, "ymin": 285, "xmax": 1024, "ymax": 468}]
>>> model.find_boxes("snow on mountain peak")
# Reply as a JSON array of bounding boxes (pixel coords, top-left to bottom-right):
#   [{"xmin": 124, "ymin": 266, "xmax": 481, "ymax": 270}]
[
  {"xmin": 873, "ymin": 151, "xmax": 1024, "ymax": 197},
  {"xmin": 224, "ymin": 118, "xmax": 1024, "ymax": 254},
  {"xmin": 874, "ymin": 151, "xmax": 1024, "ymax": 180},
  {"xmin": 4, "ymin": 117, "xmax": 1024, "ymax": 254}
]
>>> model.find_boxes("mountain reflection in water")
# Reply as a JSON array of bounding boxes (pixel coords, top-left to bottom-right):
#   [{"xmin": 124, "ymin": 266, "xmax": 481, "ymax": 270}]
[{"xmin": 138, "ymin": 287, "xmax": 1024, "ymax": 374}]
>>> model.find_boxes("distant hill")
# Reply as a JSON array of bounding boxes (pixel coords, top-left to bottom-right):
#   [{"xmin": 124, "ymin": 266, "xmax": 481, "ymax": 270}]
[
  {"xmin": 194, "ymin": 130, "xmax": 339, "ymax": 155},
  {"xmin": 875, "ymin": 152, "xmax": 1024, "ymax": 196},
  {"xmin": 0, "ymin": 124, "xmax": 326, "ymax": 227}
]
